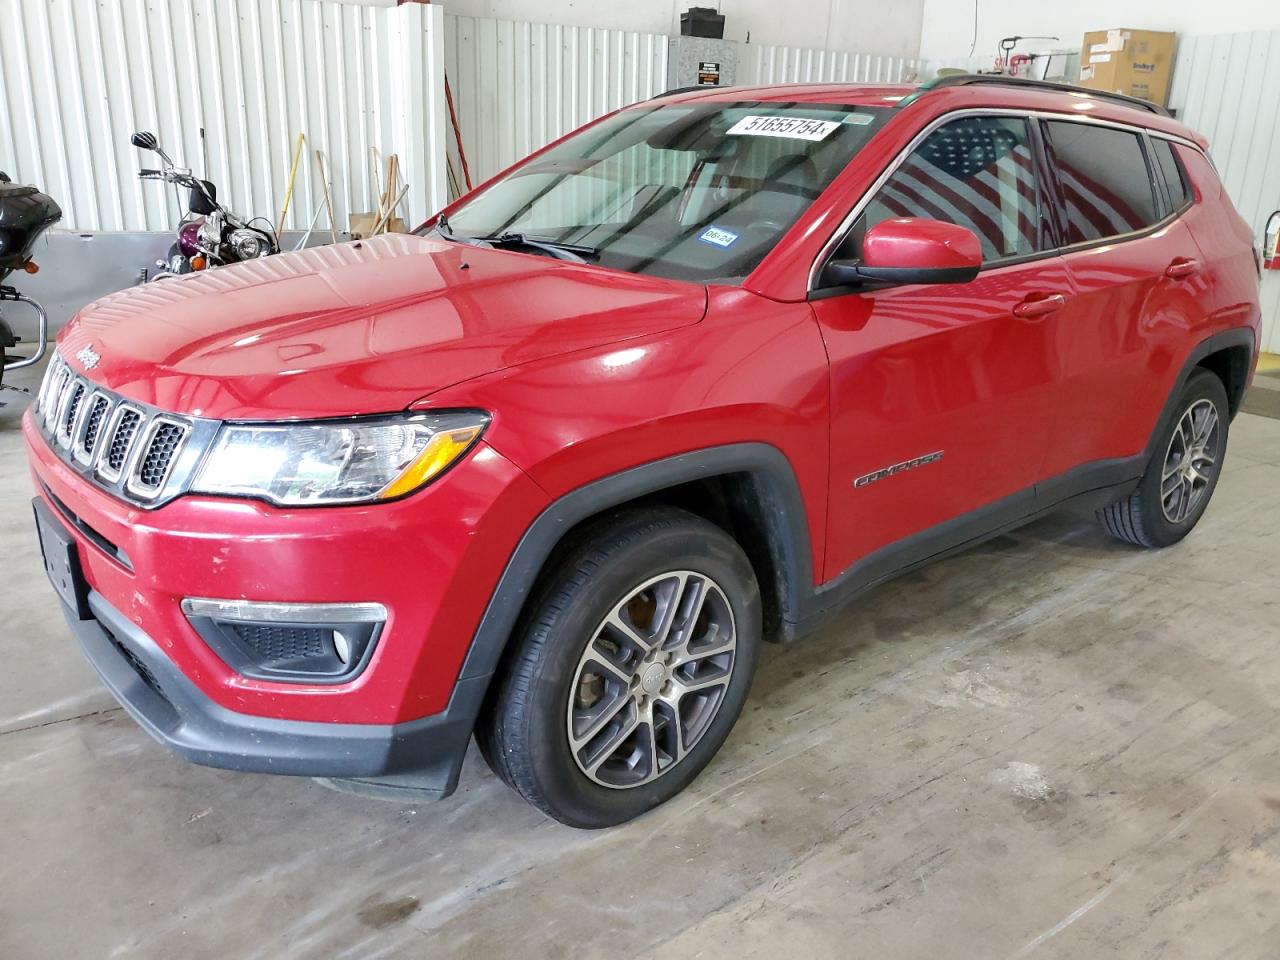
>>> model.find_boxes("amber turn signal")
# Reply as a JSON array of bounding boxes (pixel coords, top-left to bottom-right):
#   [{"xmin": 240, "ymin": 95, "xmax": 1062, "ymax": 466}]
[
  {"xmin": 190, "ymin": 255, "xmax": 207, "ymax": 271},
  {"xmin": 378, "ymin": 425, "xmax": 485, "ymax": 500},
  {"xmin": 22, "ymin": 260, "xmax": 38, "ymax": 274}
]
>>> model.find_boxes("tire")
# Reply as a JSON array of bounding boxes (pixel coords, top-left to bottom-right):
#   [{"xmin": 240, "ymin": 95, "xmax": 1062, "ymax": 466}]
[
  {"xmin": 1099, "ymin": 368, "xmax": 1229, "ymax": 548},
  {"xmin": 476, "ymin": 507, "xmax": 761, "ymax": 828}
]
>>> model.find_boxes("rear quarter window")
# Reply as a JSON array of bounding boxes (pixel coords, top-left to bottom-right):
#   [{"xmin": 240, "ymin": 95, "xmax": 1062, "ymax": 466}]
[
  {"xmin": 1151, "ymin": 138, "xmax": 1192, "ymax": 211},
  {"xmin": 1044, "ymin": 120, "xmax": 1159, "ymax": 244}
]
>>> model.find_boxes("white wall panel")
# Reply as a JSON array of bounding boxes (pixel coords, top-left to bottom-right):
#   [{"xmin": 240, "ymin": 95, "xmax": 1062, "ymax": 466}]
[
  {"xmin": 0, "ymin": 0, "xmax": 448, "ymax": 232},
  {"xmin": 1167, "ymin": 30, "xmax": 1280, "ymax": 351},
  {"xmin": 442, "ymin": 15, "xmax": 669, "ymax": 191},
  {"xmin": 439, "ymin": 0, "xmax": 927, "ymax": 59},
  {"xmin": 918, "ymin": 0, "xmax": 1280, "ymax": 62},
  {"xmin": 741, "ymin": 45, "xmax": 922, "ymax": 86}
]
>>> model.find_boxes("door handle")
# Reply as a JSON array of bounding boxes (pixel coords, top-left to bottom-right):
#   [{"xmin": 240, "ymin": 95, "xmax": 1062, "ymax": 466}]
[
  {"xmin": 1165, "ymin": 257, "xmax": 1200, "ymax": 280},
  {"xmin": 1012, "ymin": 293, "xmax": 1067, "ymax": 320}
]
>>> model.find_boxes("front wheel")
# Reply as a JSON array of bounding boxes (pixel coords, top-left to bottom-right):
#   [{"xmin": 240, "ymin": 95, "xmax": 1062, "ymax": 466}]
[
  {"xmin": 477, "ymin": 508, "xmax": 761, "ymax": 828},
  {"xmin": 1099, "ymin": 368, "xmax": 1229, "ymax": 548}
]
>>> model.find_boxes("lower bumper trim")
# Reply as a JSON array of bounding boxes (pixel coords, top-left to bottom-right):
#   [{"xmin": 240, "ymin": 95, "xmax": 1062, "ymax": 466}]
[{"xmin": 63, "ymin": 589, "xmax": 483, "ymax": 797}]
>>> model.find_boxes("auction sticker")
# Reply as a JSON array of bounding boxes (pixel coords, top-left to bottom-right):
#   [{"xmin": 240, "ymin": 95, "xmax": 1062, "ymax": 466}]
[
  {"xmin": 726, "ymin": 115, "xmax": 841, "ymax": 141},
  {"xmin": 699, "ymin": 226, "xmax": 740, "ymax": 248}
]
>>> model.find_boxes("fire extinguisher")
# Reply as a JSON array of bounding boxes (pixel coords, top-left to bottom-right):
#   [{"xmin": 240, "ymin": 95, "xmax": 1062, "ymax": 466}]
[{"xmin": 1266, "ymin": 210, "xmax": 1280, "ymax": 271}]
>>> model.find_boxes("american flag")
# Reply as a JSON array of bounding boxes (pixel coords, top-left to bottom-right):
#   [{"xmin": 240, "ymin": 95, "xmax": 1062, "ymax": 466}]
[{"xmin": 868, "ymin": 117, "xmax": 1150, "ymax": 256}]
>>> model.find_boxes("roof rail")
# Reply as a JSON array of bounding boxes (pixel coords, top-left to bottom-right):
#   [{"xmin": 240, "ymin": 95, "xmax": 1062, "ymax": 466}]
[
  {"xmin": 650, "ymin": 85, "xmax": 722, "ymax": 101},
  {"xmin": 903, "ymin": 73, "xmax": 1171, "ymax": 118}
]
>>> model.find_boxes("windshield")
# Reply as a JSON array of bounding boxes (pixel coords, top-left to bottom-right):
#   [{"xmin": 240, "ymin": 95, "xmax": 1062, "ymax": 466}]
[{"xmin": 433, "ymin": 101, "xmax": 892, "ymax": 283}]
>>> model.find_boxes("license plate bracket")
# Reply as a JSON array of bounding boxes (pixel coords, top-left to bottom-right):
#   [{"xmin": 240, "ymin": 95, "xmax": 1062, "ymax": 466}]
[{"xmin": 33, "ymin": 497, "xmax": 91, "ymax": 620}]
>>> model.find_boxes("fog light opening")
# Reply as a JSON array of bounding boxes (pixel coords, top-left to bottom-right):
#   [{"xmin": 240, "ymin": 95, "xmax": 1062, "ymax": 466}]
[
  {"xmin": 333, "ymin": 629, "xmax": 352, "ymax": 665},
  {"xmin": 180, "ymin": 598, "xmax": 386, "ymax": 684}
]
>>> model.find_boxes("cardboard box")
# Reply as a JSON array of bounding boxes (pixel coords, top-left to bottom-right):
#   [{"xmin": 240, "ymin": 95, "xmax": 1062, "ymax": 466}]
[{"xmin": 1078, "ymin": 29, "xmax": 1176, "ymax": 106}]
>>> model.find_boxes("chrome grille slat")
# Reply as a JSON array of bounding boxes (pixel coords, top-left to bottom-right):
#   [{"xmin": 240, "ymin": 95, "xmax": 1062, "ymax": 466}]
[
  {"xmin": 97, "ymin": 406, "xmax": 145, "ymax": 483},
  {"xmin": 56, "ymin": 382, "xmax": 86, "ymax": 448},
  {"xmin": 125, "ymin": 416, "xmax": 191, "ymax": 497},
  {"xmin": 34, "ymin": 351, "xmax": 211, "ymax": 508},
  {"xmin": 72, "ymin": 392, "xmax": 113, "ymax": 466},
  {"xmin": 43, "ymin": 365, "xmax": 72, "ymax": 431},
  {"xmin": 36, "ymin": 354, "xmax": 65, "ymax": 414}
]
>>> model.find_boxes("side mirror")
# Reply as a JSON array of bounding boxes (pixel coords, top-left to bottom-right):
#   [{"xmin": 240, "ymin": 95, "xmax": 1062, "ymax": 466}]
[
  {"xmin": 131, "ymin": 131, "xmax": 159, "ymax": 151},
  {"xmin": 823, "ymin": 218, "xmax": 983, "ymax": 287}
]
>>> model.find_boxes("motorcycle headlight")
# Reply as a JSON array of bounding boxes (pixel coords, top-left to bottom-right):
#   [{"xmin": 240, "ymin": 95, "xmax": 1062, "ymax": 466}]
[
  {"xmin": 199, "ymin": 218, "xmax": 221, "ymax": 246},
  {"xmin": 191, "ymin": 412, "xmax": 489, "ymax": 506},
  {"xmin": 229, "ymin": 228, "xmax": 270, "ymax": 260}
]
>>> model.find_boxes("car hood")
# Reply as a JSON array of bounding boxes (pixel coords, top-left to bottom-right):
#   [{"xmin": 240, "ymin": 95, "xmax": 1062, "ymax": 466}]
[{"xmin": 56, "ymin": 234, "xmax": 708, "ymax": 419}]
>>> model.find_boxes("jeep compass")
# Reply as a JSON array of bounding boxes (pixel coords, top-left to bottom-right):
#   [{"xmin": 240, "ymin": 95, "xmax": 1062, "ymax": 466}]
[{"xmin": 27, "ymin": 76, "xmax": 1261, "ymax": 827}]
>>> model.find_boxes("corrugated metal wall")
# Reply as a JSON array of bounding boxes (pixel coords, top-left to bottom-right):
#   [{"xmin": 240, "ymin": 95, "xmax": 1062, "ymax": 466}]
[
  {"xmin": 442, "ymin": 15, "xmax": 669, "ymax": 193},
  {"xmin": 741, "ymin": 45, "xmax": 924, "ymax": 86},
  {"xmin": 0, "ymin": 0, "xmax": 448, "ymax": 233},
  {"xmin": 1168, "ymin": 30, "xmax": 1280, "ymax": 352}
]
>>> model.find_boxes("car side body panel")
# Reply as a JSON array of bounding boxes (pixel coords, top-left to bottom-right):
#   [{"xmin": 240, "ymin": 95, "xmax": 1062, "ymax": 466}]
[
  {"xmin": 811, "ymin": 257, "xmax": 1065, "ymax": 579},
  {"xmin": 422, "ymin": 286, "xmax": 834, "ymax": 582},
  {"xmin": 1175, "ymin": 145, "xmax": 1264, "ymax": 371},
  {"xmin": 1041, "ymin": 219, "xmax": 1213, "ymax": 477}
]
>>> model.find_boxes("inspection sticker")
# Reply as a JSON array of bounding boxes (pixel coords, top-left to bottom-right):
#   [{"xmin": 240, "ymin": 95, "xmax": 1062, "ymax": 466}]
[
  {"xmin": 726, "ymin": 115, "xmax": 841, "ymax": 141},
  {"xmin": 699, "ymin": 226, "xmax": 740, "ymax": 248}
]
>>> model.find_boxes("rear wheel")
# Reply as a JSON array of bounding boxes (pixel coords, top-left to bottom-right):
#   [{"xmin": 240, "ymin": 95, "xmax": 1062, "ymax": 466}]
[
  {"xmin": 477, "ymin": 508, "xmax": 761, "ymax": 828},
  {"xmin": 1099, "ymin": 368, "xmax": 1228, "ymax": 548}
]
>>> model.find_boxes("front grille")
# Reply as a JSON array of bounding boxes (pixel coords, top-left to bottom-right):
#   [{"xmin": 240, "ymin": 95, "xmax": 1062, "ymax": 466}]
[
  {"xmin": 106, "ymin": 409, "xmax": 143, "ymax": 473},
  {"xmin": 229, "ymin": 624, "xmax": 331, "ymax": 664},
  {"xmin": 41, "ymin": 364, "xmax": 72, "ymax": 431},
  {"xmin": 81, "ymin": 395, "xmax": 109, "ymax": 454},
  {"xmin": 34, "ymin": 352, "xmax": 209, "ymax": 507},
  {"xmin": 60, "ymin": 383, "xmax": 85, "ymax": 438},
  {"xmin": 135, "ymin": 421, "xmax": 187, "ymax": 490}
]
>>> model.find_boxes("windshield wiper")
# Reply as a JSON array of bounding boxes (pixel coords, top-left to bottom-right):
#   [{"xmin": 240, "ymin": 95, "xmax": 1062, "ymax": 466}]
[
  {"xmin": 476, "ymin": 232, "xmax": 598, "ymax": 263},
  {"xmin": 433, "ymin": 213, "xmax": 486, "ymax": 247},
  {"xmin": 434, "ymin": 215, "xmax": 597, "ymax": 263}
]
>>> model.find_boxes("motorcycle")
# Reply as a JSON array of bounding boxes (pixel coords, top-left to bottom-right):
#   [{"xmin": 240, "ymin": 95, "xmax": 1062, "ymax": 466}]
[
  {"xmin": 0, "ymin": 171, "xmax": 61, "ymax": 390},
  {"xmin": 131, "ymin": 131, "xmax": 278, "ymax": 280}
]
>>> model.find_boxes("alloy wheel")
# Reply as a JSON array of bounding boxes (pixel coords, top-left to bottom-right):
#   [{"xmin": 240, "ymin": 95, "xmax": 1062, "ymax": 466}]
[
  {"xmin": 566, "ymin": 570, "xmax": 737, "ymax": 789},
  {"xmin": 1160, "ymin": 398, "xmax": 1220, "ymax": 524}
]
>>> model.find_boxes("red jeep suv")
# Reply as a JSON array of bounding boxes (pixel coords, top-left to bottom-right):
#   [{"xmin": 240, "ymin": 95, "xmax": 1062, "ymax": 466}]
[{"xmin": 27, "ymin": 76, "xmax": 1261, "ymax": 827}]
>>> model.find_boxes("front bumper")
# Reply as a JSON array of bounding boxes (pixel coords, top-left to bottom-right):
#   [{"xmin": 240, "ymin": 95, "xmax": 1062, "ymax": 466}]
[
  {"xmin": 25, "ymin": 402, "xmax": 550, "ymax": 791},
  {"xmin": 63, "ymin": 586, "xmax": 485, "ymax": 794},
  {"xmin": 25, "ymin": 408, "xmax": 547, "ymax": 726}
]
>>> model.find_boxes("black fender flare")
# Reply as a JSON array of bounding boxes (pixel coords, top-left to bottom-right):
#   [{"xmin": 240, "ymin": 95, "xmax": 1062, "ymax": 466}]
[
  {"xmin": 456, "ymin": 442, "xmax": 816, "ymax": 687},
  {"xmin": 424, "ymin": 444, "xmax": 816, "ymax": 793},
  {"xmin": 1143, "ymin": 326, "xmax": 1256, "ymax": 463}
]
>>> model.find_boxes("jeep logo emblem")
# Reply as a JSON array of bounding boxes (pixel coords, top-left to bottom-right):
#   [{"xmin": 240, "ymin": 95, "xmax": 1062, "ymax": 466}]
[{"xmin": 75, "ymin": 344, "xmax": 101, "ymax": 370}]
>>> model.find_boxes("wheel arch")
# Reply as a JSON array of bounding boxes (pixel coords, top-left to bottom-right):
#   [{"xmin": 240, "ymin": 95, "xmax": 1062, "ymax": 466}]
[
  {"xmin": 457, "ymin": 444, "xmax": 816, "ymax": 691},
  {"xmin": 1194, "ymin": 337, "xmax": 1254, "ymax": 418},
  {"xmin": 1144, "ymin": 327, "xmax": 1257, "ymax": 464}
]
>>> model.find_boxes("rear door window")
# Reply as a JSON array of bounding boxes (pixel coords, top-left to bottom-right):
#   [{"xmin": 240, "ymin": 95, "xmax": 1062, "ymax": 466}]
[{"xmin": 1043, "ymin": 121, "xmax": 1159, "ymax": 244}]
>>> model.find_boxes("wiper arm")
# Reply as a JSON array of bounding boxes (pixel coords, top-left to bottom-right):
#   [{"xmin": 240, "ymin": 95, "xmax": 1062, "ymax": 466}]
[
  {"xmin": 434, "ymin": 217, "xmax": 598, "ymax": 263},
  {"xmin": 433, "ymin": 213, "xmax": 485, "ymax": 246},
  {"xmin": 477, "ymin": 232, "xmax": 598, "ymax": 263}
]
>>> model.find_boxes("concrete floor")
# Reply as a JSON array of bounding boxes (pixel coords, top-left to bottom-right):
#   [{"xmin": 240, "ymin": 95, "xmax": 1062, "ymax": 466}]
[{"xmin": 4, "ymin": 355, "xmax": 1280, "ymax": 960}]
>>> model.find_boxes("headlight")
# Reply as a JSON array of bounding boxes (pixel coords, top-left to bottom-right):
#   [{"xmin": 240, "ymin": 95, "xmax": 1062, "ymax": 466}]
[
  {"xmin": 229, "ymin": 228, "xmax": 270, "ymax": 260},
  {"xmin": 191, "ymin": 412, "xmax": 489, "ymax": 506},
  {"xmin": 199, "ymin": 218, "xmax": 221, "ymax": 246}
]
